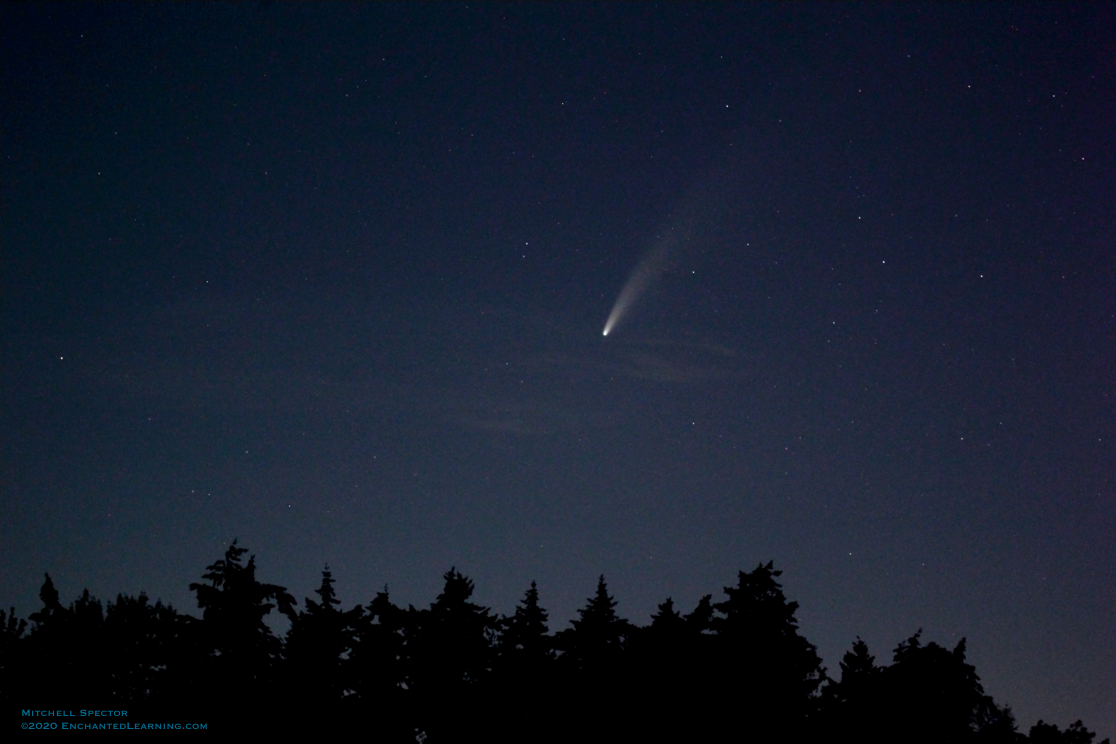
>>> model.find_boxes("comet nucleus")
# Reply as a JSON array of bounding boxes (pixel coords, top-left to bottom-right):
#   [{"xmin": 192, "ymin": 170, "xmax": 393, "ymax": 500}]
[{"xmin": 601, "ymin": 240, "xmax": 670, "ymax": 337}]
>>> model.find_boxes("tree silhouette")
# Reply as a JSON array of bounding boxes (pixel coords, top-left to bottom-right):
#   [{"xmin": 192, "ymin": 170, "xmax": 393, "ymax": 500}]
[
  {"xmin": 0, "ymin": 607, "xmax": 28, "ymax": 703},
  {"xmin": 976, "ymin": 704, "xmax": 1024, "ymax": 744},
  {"xmin": 816, "ymin": 632, "xmax": 1028, "ymax": 744},
  {"xmin": 863, "ymin": 631, "xmax": 1015, "ymax": 744},
  {"xmin": 406, "ymin": 568, "xmax": 496, "ymax": 740},
  {"xmin": 816, "ymin": 637, "xmax": 885, "ymax": 740},
  {"xmin": 187, "ymin": 540, "xmax": 296, "ymax": 706},
  {"xmin": 283, "ymin": 566, "xmax": 360, "ymax": 709},
  {"xmin": 626, "ymin": 595, "xmax": 717, "ymax": 739},
  {"xmin": 552, "ymin": 576, "xmax": 634, "ymax": 739},
  {"xmin": 2, "ymin": 555, "xmax": 1110, "ymax": 741},
  {"xmin": 649, "ymin": 596, "xmax": 684, "ymax": 633},
  {"xmin": 831, "ymin": 636, "xmax": 881, "ymax": 704},
  {"xmin": 492, "ymin": 581, "xmax": 554, "ymax": 740},
  {"xmin": 710, "ymin": 562, "xmax": 826, "ymax": 737},
  {"xmin": 27, "ymin": 573, "xmax": 63, "ymax": 626},
  {"xmin": 840, "ymin": 637, "xmax": 878, "ymax": 684},
  {"xmin": 347, "ymin": 586, "xmax": 412, "ymax": 738},
  {"xmin": 498, "ymin": 581, "xmax": 551, "ymax": 664},
  {"xmin": 102, "ymin": 592, "xmax": 190, "ymax": 704},
  {"xmin": 685, "ymin": 593, "xmax": 715, "ymax": 632},
  {"xmin": 21, "ymin": 579, "xmax": 112, "ymax": 700},
  {"xmin": 559, "ymin": 575, "xmax": 630, "ymax": 672},
  {"xmin": 1030, "ymin": 720, "xmax": 1111, "ymax": 744}
]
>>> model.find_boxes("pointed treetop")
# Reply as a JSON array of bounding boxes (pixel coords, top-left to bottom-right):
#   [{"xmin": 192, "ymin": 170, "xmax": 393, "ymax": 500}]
[
  {"xmin": 715, "ymin": 561, "xmax": 801, "ymax": 633},
  {"xmin": 39, "ymin": 573, "xmax": 61, "ymax": 613},
  {"xmin": 893, "ymin": 629, "xmax": 923, "ymax": 663},
  {"xmin": 571, "ymin": 575, "xmax": 625, "ymax": 635},
  {"xmin": 434, "ymin": 567, "xmax": 476, "ymax": 608},
  {"xmin": 839, "ymin": 637, "xmax": 877, "ymax": 682},
  {"xmin": 28, "ymin": 573, "xmax": 65, "ymax": 626},
  {"xmin": 515, "ymin": 581, "xmax": 548, "ymax": 625},
  {"xmin": 1, "ymin": 607, "xmax": 27, "ymax": 641},
  {"xmin": 561, "ymin": 575, "xmax": 630, "ymax": 666},
  {"xmin": 650, "ymin": 597, "xmax": 683, "ymax": 628},
  {"xmin": 310, "ymin": 565, "xmax": 340, "ymax": 612},
  {"xmin": 686, "ymin": 594, "xmax": 714, "ymax": 633},
  {"xmin": 583, "ymin": 575, "xmax": 617, "ymax": 620},
  {"xmin": 500, "ymin": 580, "xmax": 551, "ymax": 658},
  {"xmin": 196, "ymin": 539, "xmax": 249, "ymax": 590},
  {"xmin": 188, "ymin": 540, "xmax": 297, "ymax": 621},
  {"xmin": 366, "ymin": 586, "xmax": 403, "ymax": 627}
]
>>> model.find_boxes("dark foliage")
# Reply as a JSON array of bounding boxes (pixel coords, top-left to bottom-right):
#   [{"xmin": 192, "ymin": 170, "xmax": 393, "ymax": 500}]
[
  {"xmin": 711, "ymin": 561, "xmax": 827, "ymax": 736},
  {"xmin": 282, "ymin": 566, "xmax": 361, "ymax": 709},
  {"xmin": 1030, "ymin": 720, "xmax": 1111, "ymax": 744},
  {"xmin": 2, "ymin": 546, "xmax": 1108, "ymax": 744},
  {"xmin": 491, "ymin": 581, "xmax": 554, "ymax": 739},
  {"xmin": 404, "ymin": 568, "xmax": 497, "ymax": 739},
  {"xmin": 186, "ymin": 539, "xmax": 296, "ymax": 709}
]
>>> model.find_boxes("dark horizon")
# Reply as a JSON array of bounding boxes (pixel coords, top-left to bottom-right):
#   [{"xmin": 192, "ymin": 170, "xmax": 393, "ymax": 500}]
[
  {"xmin": 2, "ymin": 2, "xmax": 1113, "ymax": 738},
  {"xmin": 4, "ymin": 545, "xmax": 1109, "ymax": 741}
]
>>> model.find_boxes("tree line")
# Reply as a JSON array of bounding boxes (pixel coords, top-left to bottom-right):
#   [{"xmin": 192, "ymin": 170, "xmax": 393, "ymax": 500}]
[{"xmin": 1, "ymin": 540, "xmax": 1107, "ymax": 742}]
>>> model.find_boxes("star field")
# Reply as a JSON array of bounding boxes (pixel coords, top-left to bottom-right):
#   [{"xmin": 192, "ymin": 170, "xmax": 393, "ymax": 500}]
[{"xmin": 2, "ymin": 3, "xmax": 1113, "ymax": 735}]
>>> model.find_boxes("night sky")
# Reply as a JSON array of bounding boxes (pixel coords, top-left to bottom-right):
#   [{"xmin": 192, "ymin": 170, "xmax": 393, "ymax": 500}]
[{"xmin": 2, "ymin": 2, "xmax": 1113, "ymax": 734}]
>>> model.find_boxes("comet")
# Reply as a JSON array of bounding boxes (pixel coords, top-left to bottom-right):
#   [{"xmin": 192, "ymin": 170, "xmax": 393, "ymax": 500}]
[
  {"xmin": 602, "ymin": 242, "xmax": 669, "ymax": 336},
  {"xmin": 602, "ymin": 176, "xmax": 728, "ymax": 336}
]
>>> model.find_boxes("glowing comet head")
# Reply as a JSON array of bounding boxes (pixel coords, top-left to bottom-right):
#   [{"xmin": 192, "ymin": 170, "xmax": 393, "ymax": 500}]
[
  {"xmin": 600, "ymin": 179, "xmax": 723, "ymax": 338},
  {"xmin": 601, "ymin": 242, "xmax": 667, "ymax": 338}
]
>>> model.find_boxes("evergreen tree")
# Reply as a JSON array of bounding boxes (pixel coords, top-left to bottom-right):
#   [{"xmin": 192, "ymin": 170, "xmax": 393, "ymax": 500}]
[
  {"xmin": 815, "ymin": 637, "xmax": 885, "ymax": 740},
  {"xmin": 347, "ymin": 587, "xmax": 412, "ymax": 738},
  {"xmin": 975, "ymin": 704, "xmax": 1024, "ymax": 744},
  {"xmin": 410, "ymin": 568, "xmax": 494, "ymax": 688},
  {"xmin": 498, "ymin": 581, "xmax": 551, "ymax": 664},
  {"xmin": 102, "ymin": 592, "xmax": 190, "ymax": 704},
  {"xmin": 817, "ymin": 632, "xmax": 1025, "ymax": 744},
  {"xmin": 648, "ymin": 597, "xmax": 684, "ymax": 635},
  {"xmin": 552, "ymin": 576, "xmax": 634, "ymax": 740},
  {"xmin": 709, "ymin": 562, "xmax": 826, "ymax": 736},
  {"xmin": 19, "ymin": 576, "xmax": 192, "ymax": 706},
  {"xmin": 0, "ymin": 607, "xmax": 28, "ymax": 703},
  {"xmin": 27, "ymin": 573, "xmax": 63, "ymax": 626},
  {"xmin": 626, "ymin": 596, "xmax": 703, "ymax": 740},
  {"xmin": 407, "ymin": 568, "xmax": 496, "ymax": 740},
  {"xmin": 284, "ymin": 566, "xmax": 360, "ymax": 708},
  {"xmin": 23, "ymin": 580, "xmax": 110, "ymax": 700},
  {"xmin": 559, "ymin": 575, "xmax": 630, "ymax": 672},
  {"xmin": 834, "ymin": 636, "xmax": 881, "ymax": 703},
  {"xmin": 1029, "ymin": 720, "xmax": 1110, "ymax": 744},
  {"xmin": 187, "ymin": 540, "xmax": 296, "ymax": 705},
  {"xmin": 875, "ymin": 632, "xmax": 1011, "ymax": 744},
  {"xmin": 685, "ymin": 593, "xmax": 715, "ymax": 633},
  {"xmin": 841, "ymin": 637, "xmax": 878, "ymax": 682},
  {"xmin": 7, "ymin": 552, "xmax": 1112, "ymax": 742},
  {"xmin": 492, "ymin": 582, "xmax": 554, "ymax": 741}
]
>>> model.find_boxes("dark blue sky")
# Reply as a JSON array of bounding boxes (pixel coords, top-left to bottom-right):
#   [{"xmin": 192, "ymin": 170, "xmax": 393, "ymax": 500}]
[{"xmin": 2, "ymin": 2, "xmax": 1113, "ymax": 735}]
